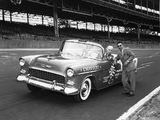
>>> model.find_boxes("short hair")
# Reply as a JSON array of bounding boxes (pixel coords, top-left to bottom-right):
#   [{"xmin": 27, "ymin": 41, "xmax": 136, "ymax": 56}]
[
  {"xmin": 117, "ymin": 41, "xmax": 122, "ymax": 45},
  {"xmin": 107, "ymin": 45, "xmax": 113, "ymax": 50}
]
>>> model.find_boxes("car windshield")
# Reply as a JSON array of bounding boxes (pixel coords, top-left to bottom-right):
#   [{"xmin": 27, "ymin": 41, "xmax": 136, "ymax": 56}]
[{"xmin": 61, "ymin": 41, "xmax": 103, "ymax": 60}]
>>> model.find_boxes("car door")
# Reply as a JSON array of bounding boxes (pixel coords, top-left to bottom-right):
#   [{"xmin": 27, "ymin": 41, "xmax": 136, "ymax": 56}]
[
  {"xmin": 98, "ymin": 58, "xmax": 123, "ymax": 89},
  {"xmin": 97, "ymin": 59, "xmax": 113, "ymax": 89}
]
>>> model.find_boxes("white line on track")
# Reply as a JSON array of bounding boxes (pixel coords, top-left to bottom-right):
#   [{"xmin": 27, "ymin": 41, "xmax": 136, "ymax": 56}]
[
  {"xmin": 141, "ymin": 62, "xmax": 154, "ymax": 66},
  {"xmin": 137, "ymin": 66, "xmax": 145, "ymax": 70},
  {"xmin": 137, "ymin": 62, "xmax": 154, "ymax": 70},
  {"xmin": 145, "ymin": 65, "xmax": 150, "ymax": 67},
  {"xmin": 138, "ymin": 56, "xmax": 153, "ymax": 59}
]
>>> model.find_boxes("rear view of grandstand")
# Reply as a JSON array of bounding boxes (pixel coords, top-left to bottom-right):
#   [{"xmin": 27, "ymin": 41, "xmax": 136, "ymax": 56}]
[{"xmin": 0, "ymin": 0, "xmax": 159, "ymax": 48}]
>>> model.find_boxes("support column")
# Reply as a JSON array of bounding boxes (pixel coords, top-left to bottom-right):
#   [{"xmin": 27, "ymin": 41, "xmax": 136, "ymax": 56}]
[
  {"xmin": 42, "ymin": 15, "xmax": 44, "ymax": 25},
  {"xmin": 0, "ymin": 21, "xmax": 3, "ymax": 38},
  {"xmin": 86, "ymin": 22, "xmax": 88, "ymax": 30},
  {"xmin": 137, "ymin": 24, "xmax": 141, "ymax": 41},
  {"xmin": 27, "ymin": 13, "xmax": 29, "ymax": 24},
  {"xmin": 146, "ymin": 0, "xmax": 148, "ymax": 14},
  {"xmin": 134, "ymin": 0, "xmax": 136, "ymax": 10},
  {"xmin": 106, "ymin": 17, "xmax": 112, "ymax": 39},
  {"xmin": 111, "ymin": 26, "xmax": 113, "ymax": 32},
  {"xmin": 118, "ymin": 26, "xmax": 120, "ymax": 33},
  {"xmin": 94, "ymin": 23, "xmax": 96, "ymax": 31},
  {"xmin": 123, "ymin": 20, "xmax": 128, "ymax": 34},
  {"xmin": 10, "ymin": 11, "xmax": 12, "ymax": 22},
  {"xmin": 101, "ymin": 24, "xmax": 103, "ymax": 31},
  {"xmin": 140, "ymin": 0, "xmax": 142, "ymax": 12},
  {"xmin": 53, "ymin": 0, "xmax": 59, "ymax": 37},
  {"xmin": 107, "ymin": 22, "xmax": 110, "ymax": 39},
  {"xmin": 126, "ymin": 0, "xmax": 128, "ymax": 8},
  {"xmin": 153, "ymin": 0, "xmax": 155, "ymax": 17},
  {"xmin": 77, "ymin": 21, "xmax": 78, "ymax": 29}
]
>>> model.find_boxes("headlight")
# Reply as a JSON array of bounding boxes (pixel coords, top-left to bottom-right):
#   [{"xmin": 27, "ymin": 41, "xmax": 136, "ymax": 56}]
[
  {"xmin": 67, "ymin": 69, "xmax": 74, "ymax": 77},
  {"xmin": 19, "ymin": 59, "xmax": 25, "ymax": 66}
]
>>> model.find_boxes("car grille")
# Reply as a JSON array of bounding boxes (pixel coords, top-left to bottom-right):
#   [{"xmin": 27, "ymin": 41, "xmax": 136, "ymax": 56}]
[{"xmin": 29, "ymin": 68, "xmax": 65, "ymax": 84}]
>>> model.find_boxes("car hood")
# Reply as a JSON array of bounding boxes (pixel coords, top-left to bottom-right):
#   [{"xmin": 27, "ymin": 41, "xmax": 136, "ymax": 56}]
[{"xmin": 31, "ymin": 54, "xmax": 99, "ymax": 75}]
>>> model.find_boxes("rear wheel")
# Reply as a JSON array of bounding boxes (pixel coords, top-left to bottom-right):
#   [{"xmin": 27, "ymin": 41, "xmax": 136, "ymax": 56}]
[
  {"xmin": 74, "ymin": 78, "xmax": 92, "ymax": 102},
  {"xmin": 27, "ymin": 84, "xmax": 42, "ymax": 92}
]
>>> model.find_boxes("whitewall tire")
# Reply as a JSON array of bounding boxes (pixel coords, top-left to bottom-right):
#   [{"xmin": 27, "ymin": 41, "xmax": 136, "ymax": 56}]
[{"xmin": 74, "ymin": 78, "xmax": 92, "ymax": 102}]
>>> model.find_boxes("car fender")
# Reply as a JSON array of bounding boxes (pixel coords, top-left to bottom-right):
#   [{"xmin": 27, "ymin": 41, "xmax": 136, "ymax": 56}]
[
  {"xmin": 20, "ymin": 54, "xmax": 45, "ymax": 65},
  {"xmin": 72, "ymin": 72, "xmax": 98, "ymax": 92}
]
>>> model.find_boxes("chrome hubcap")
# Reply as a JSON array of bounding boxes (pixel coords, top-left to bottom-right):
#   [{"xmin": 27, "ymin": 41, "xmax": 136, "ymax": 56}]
[{"xmin": 81, "ymin": 82, "xmax": 89, "ymax": 97}]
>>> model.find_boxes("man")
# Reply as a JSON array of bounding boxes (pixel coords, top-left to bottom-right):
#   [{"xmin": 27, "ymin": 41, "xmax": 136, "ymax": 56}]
[{"xmin": 115, "ymin": 42, "xmax": 136, "ymax": 97}]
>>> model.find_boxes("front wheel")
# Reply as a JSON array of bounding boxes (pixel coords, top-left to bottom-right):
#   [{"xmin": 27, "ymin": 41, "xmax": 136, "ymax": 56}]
[
  {"xmin": 74, "ymin": 78, "xmax": 92, "ymax": 102},
  {"xmin": 27, "ymin": 84, "xmax": 42, "ymax": 92}
]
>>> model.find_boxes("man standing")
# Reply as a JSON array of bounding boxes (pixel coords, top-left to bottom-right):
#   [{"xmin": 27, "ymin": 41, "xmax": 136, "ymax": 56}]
[{"xmin": 115, "ymin": 42, "xmax": 136, "ymax": 97}]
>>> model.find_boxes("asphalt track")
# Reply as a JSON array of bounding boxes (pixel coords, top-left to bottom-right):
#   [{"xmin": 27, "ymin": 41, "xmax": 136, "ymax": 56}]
[{"xmin": 0, "ymin": 49, "xmax": 160, "ymax": 120}]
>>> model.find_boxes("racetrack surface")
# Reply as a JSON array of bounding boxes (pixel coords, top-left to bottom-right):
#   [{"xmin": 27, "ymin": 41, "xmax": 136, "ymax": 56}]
[{"xmin": 0, "ymin": 49, "xmax": 160, "ymax": 120}]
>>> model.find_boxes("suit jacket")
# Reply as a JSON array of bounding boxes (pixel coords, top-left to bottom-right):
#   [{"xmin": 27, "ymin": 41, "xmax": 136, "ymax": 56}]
[{"xmin": 116, "ymin": 47, "xmax": 136, "ymax": 72}]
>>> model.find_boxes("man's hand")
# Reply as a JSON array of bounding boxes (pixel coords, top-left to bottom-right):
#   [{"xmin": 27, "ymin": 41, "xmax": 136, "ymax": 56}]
[{"xmin": 124, "ymin": 60, "xmax": 129, "ymax": 66}]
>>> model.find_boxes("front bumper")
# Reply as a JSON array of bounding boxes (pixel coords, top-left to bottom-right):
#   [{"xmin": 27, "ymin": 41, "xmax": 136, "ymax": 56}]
[{"xmin": 17, "ymin": 75, "xmax": 78, "ymax": 95}]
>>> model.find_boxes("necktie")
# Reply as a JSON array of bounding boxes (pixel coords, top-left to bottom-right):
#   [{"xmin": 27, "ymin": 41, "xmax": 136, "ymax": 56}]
[{"xmin": 121, "ymin": 49, "xmax": 124, "ymax": 57}]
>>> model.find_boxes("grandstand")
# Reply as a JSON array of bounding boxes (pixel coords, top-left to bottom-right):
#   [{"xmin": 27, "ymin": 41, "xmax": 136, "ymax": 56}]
[{"xmin": 0, "ymin": 0, "xmax": 159, "ymax": 48}]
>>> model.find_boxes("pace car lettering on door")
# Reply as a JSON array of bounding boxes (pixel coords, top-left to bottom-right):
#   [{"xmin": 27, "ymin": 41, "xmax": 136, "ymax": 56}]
[
  {"xmin": 103, "ymin": 76, "xmax": 109, "ymax": 83},
  {"xmin": 81, "ymin": 65, "xmax": 101, "ymax": 72}
]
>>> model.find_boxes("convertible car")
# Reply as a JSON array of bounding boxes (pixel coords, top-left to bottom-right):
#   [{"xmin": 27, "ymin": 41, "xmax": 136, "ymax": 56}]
[{"xmin": 17, "ymin": 39, "xmax": 134, "ymax": 102}]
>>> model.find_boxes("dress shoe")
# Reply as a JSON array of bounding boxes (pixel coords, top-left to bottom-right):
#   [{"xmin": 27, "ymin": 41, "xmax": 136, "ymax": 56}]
[
  {"xmin": 122, "ymin": 91, "xmax": 130, "ymax": 95},
  {"xmin": 135, "ymin": 70, "xmax": 137, "ymax": 74},
  {"xmin": 127, "ymin": 92, "xmax": 135, "ymax": 97}
]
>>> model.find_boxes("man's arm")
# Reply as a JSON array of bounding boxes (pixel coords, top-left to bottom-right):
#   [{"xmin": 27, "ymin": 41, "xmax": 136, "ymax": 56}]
[
  {"xmin": 124, "ymin": 49, "xmax": 135, "ymax": 66},
  {"xmin": 127, "ymin": 49, "xmax": 135, "ymax": 62}
]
